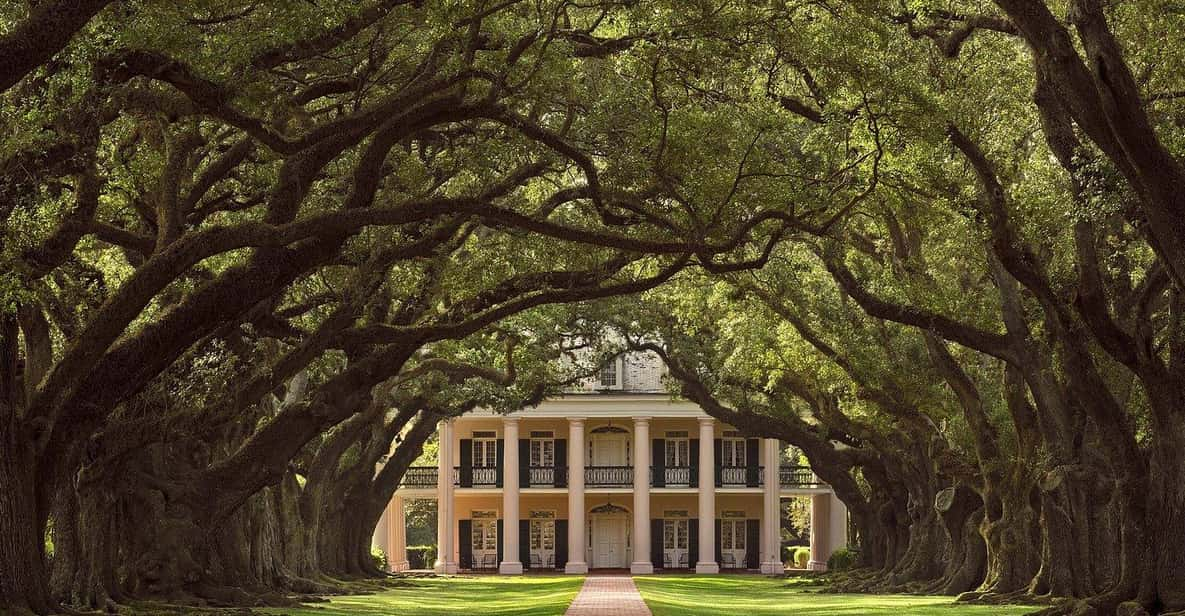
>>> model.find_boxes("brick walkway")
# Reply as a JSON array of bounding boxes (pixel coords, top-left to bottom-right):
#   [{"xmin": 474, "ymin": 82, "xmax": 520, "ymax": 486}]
[{"xmin": 564, "ymin": 574, "xmax": 652, "ymax": 616}]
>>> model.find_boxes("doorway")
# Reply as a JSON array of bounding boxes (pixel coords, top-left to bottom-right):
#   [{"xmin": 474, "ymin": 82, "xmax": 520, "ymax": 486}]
[
  {"xmin": 589, "ymin": 425, "xmax": 630, "ymax": 466},
  {"xmin": 588, "ymin": 503, "xmax": 631, "ymax": 568},
  {"xmin": 720, "ymin": 519, "xmax": 747, "ymax": 569},
  {"xmin": 469, "ymin": 512, "xmax": 498, "ymax": 570},
  {"xmin": 529, "ymin": 515, "xmax": 556, "ymax": 569},
  {"xmin": 663, "ymin": 518, "xmax": 690, "ymax": 568}
]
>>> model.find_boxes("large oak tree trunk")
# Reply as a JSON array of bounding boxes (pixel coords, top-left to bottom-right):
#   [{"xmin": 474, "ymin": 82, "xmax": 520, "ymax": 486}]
[
  {"xmin": 978, "ymin": 478, "xmax": 1040, "ymax": 595},
  {"xmin": 1144, "ymin": 420, "xmax": 1185, "ymax": 611},
  {"xmin": 888, "ymin": 495, "xmax": 948, "ymax": 587},
  {"xmin": 933, "ymin": 485, "xmax": 986, "ymax": 595},
  {"xmin": 0, "ymin": 426, "xmax": 54, "ymax": 615},
  {"xmin": 1031, "ymin": 472, "xmax": 1102, "ymax": 598}
]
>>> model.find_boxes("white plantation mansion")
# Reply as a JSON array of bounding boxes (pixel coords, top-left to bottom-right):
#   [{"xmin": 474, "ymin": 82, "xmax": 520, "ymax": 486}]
[{"xmin": 372, "ymin": 351, "xmax": 848, "ymax": 574}]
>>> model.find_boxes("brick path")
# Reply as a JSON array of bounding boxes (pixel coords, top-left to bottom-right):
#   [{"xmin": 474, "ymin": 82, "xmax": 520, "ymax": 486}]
[{"xmin": 564, "ymin": 574, "xmax": 652, "ymax": 616}]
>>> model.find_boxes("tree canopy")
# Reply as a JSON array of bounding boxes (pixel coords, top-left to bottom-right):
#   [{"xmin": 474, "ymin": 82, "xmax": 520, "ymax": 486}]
[{"xmin": 2, "ymin": 1, "xmax": 1185, "ymax": 615}]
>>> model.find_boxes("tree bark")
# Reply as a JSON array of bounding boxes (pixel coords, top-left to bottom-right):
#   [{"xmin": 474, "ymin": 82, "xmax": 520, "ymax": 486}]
[
  {"xmin": 0, "ymin": 422, "xmax": 54, "ymax": 614},
  {"xmin": 1143, "ymin": 389, "xmax": 1185, "ymax": 611},
  {"xmin": 0, "ymin": 0, "xmax": 115, "ymax": 94},
  {"xmin": 934, "ymin": 485, "xmax": 987, "ymax": 595}
]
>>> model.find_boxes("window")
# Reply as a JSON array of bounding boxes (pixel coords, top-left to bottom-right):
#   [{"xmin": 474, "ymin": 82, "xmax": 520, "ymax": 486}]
[
  {"xmin": 665, "ymin": 434, "xmax": 690, "ymax": 467},
  {"xmin": 472, "ymin": 516, "xmax": 498, "ymax": 552},
  {"xmin": 598, "ymin": 363, "xmax": 616, "ymax": 387},
  {"xmin": 663, "ymin": 519, "xmax": 689, "ymax": 549},
  {"xmin": 530, "ymin": 438, "xmax": 554, "ymax": 467},
  {"xmin": 473, "ymin": 438, "xmax": 497, "ymax": 468},
  {"xmin": 597, "ymin": 357, "xmax": 622, "ymax": 389},
  {"xmin": 721, "ymin": 436, "xmax": 745, "ymax": 467},
  {"xmin": 720, "ymin": 519, "xmax": 745, "ymax": 550},
  {"xmin": 530, "ymin": 520, "xmax": 555, "ymax": 550}
]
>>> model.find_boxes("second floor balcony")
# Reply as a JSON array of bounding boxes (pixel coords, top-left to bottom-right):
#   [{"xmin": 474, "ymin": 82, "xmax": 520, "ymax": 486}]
[{"xmin": 400, "ymin": 464, "xmax": 825, "ymax": 490}]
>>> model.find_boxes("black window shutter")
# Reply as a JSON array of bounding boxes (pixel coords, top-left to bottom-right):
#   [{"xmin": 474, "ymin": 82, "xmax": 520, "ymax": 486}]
[
  {"xmin": 689, "ymin": 439, "xmax": 700, "ymax": 485},
  {"xmin": 714, "ymin": 519, "xmax": 723, "ymax": 565},
  {"xmin": 652, "ymin": 440, "xmax": 665, "ymax": 488},
  {"xmin": 713, "ymin": 439, "xmax": 723, "ymax": 487},
  {"xmin": 519, "ymin": 519, "xmax": 531, "ymax": 569},
  {"xmin": 746, "ymin": 438, "xmax": 760, "ymax": 487},
  {"xmin": 458, "ymin": 519, "xmax": 472, "ymax": 569},
  {"xmin": 519, "ymin": 439, "xmax": 531, "ymax": 487},
  {"xmin": 745, "ymin": 519, "xmax": 760, "ymax": 569},
  {"xmin": 688, "ymin": 519, "xmax": 699, "ymax": 566},
  {"xmin": 459, "ymin": 439, "xmax": 473, "ymax": 488},
  {"xmin": 495, "ymin": 439, "xmax": 505, "ymax": 488},
  {"xmin": 496, "ymin": 519, "xmax": 504, "ymax": 565},
  {"xmin": 555, "ymin": 439, "xmax": 568, "ymax": 487},
  {"xmin": 556, "ymin": 520, "xmax": 569, "ymax": 569},
  {"xmin": 650, "ymin": 519, "xmax": 664, "ymax": 568}
]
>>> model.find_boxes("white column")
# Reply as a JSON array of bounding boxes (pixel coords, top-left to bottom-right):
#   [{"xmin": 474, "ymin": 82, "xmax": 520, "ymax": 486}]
[
  {"xmin": 808, "ymin": 493, "xmax": 830, "ymax": 571},
  {"xmin": 434, "ymin": 420, "xmax": 457, "ymax": 573},
  {"xmin": 565, "ymin": 418, "xmax": 589, "ymax": 573},
  {"xmin": 500, "ymin": 417, "xmax": 524, "ymax": 574},
  {"xmin": 373, "ymin": 506, "xmax": 390, "ymax": 566},
  {"xmin": 390, "ymin": 496, "xmax": 410, "ymax": 571},
  {"xmin": 828, "ymin": 492, "xmax": 848, "ymax": 558},
  {"xmin": 631, "ymin": 417, "xmax": 653, "ymax": 574},
  {"xmin": 760, "ymin": 439, "xmax": 782, "ymax": 574},
  {"xmin": 695, "ymin": 417, "xmax": 719, "ymax": 574}
]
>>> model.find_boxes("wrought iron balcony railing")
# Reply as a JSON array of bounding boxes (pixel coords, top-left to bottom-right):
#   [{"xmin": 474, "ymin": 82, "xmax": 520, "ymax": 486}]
[
  {"xmin": 470, "ymin": 466, "xmax": 498, "ymax": 487},
  {"xmin": 401, "ymin": 466, "xmax": 439, "ymax": 488},
  {"xmin": 661, "ymin": 466, "xmax": 693, "ymax": 486},
  {"xmin": 718, "ymin": 465, "xmax": 749, "ymax": 486},
  {"xmin": 401, "ymin": 463, "xmax": 825, "ymax": 489},
  {"xmin": 779, "ymin": 465, "xmax": 823, "ymax": 488},
  {"xmin": 527, "ymin": 465, "xmax": 567, "ymax": 487},
  {"xmin": 585, "ymin": 465, "xmax": 633, "ymax": 487}
]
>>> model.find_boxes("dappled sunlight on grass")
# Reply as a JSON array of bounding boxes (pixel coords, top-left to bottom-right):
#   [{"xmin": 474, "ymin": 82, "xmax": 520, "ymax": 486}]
[
  {"xmin": 264, "ymin": 574, "xmax": 1038, "ymax": 616},
  {"xmin": 633, "ymin": 575, "xmax": 1036, "ymax": 616},
  {"xmin": 264, "ymin": 575, "xmax": 582, "ymax": 616}
]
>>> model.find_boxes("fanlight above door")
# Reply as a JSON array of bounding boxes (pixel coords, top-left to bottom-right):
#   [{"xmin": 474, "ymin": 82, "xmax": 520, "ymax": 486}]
[
  {"xmin": 590, "ymin": 425, "xmax": 629, "ymax": 434},
  {"xmin": 589, "ymin": 503, "xmax": 630, "ymax": 515}
]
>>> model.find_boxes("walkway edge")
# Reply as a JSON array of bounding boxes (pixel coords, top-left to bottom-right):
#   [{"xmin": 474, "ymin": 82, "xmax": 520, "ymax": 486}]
[{"xmin": 564, "ymin": 574, "xmax": 652, "ymax": 616}]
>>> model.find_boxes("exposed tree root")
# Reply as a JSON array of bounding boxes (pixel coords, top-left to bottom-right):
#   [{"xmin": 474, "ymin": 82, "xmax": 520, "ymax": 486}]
[
  {"xmin": 818, "ymin": 567, "xmax": 945, "ymax": 595},
  {"xmin": 955, "ymin": 589, "xmax": 1052, "ymax": 606}
]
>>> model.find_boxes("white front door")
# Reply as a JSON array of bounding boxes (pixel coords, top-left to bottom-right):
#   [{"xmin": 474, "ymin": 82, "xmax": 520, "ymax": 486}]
[
  {"xmin": 663, "ymin": 519, "xmax": 689, "ymax": 568},
  {"xmin": 530, "ymin": 519, "xmax": 556, "ymax": 569},
  {"xmin": 720, "ymin": 519, "xmax": 747, "ymax": 568},
  {"xmin": 591, "ymin": 436, "xmax": 628, "ymax": 466},
  {"xmin": 591, "ymin": 516, "xmax": 628, "ymax": 568},
  {"xmin": 470, "ymin": 518, "xmax": 498, "ymax": 569}
]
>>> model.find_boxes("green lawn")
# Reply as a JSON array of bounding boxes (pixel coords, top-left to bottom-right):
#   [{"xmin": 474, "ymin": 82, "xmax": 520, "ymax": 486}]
[
  {"xmin": 263, "ymin": 575, "xmax": 582, "ymax": 616},
  {"xmin": 263, "ymin": 574, "xmax": 1038, "ymax": 616},
  {"xmin": 633, "ymin": 575, "xmax": 1036, "ymax": 616}
]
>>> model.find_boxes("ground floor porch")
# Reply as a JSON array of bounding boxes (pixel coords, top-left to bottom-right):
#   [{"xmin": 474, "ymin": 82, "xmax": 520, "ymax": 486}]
[
  {"xmin": 451, "ymin": 492, "xmax": 768, "ymax": 573},
  {"xmin": 374, "ymin": 488, "xmax": 849, "ymax": 576}
]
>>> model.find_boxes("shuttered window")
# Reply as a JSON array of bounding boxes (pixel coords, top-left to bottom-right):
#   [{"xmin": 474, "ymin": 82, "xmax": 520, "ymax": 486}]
[{"xmin": 473, "ymin": 439, "xmax": 497, "ymax": 468}]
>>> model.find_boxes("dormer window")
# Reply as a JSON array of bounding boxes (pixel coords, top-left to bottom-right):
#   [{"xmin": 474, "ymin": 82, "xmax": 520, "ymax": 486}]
[
  {"xmin": 598, "ymin": 364, "xmax": 617, "ymax": 387},
  {"xmin": 598, "ymin": 356, "xmax": 623, "ymax": 390}
]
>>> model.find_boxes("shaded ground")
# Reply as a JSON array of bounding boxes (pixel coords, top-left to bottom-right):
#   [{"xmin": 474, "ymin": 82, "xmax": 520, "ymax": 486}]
[
  {"xmin": 633, "ymin": 575, "xmax": 1037, "ymax": 616},
  {"xmin": 261, "ymin": 575, "xmax": 583, "ymax": 616}
]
